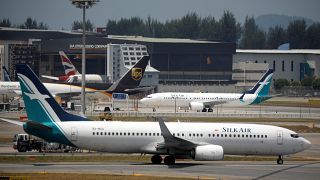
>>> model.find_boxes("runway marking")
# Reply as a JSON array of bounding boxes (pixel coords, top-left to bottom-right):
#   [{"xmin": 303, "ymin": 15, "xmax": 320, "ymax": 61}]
[{"xmin": 225, "ymin": 164, "xmax": 295, "ymax": 167}]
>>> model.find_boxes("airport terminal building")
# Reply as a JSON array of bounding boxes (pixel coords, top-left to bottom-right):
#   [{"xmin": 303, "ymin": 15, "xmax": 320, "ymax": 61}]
[
  {"xmin": 0, "ymin": 27, "xmax": 236, "ymax": 92},
  {"xmin": 1, "ymin": 27, "xmax": 319, "ymax": 94}
]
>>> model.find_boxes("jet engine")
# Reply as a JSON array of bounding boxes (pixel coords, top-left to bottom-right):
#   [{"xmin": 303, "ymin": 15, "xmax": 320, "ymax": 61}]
[
  {"xmin": 189, "ymin": 102, "xmax": 204, "ymax": 111},
  {"xmin": 191, "ymin": 144, "xmax": 224, "ymax": 161}
]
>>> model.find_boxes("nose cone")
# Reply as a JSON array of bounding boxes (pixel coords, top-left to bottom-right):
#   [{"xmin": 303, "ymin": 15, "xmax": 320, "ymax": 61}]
[
  {"xmin": 302, "ymin": 138, "xmax": 312, "ymax": 150},
  {"xmin": 140, "ymin": 98, "xmax": 147, "ymax": 104}
]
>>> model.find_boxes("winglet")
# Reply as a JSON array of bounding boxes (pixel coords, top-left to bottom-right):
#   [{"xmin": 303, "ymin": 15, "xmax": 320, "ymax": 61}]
[{"xmin": 157, "ymin": 117, "xmax": 174, "ymax": 140}]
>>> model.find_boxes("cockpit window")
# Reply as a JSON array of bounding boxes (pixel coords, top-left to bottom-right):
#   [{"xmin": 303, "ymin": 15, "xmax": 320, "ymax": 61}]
[{"xmin": 290, "ymin": 134, "xmax": 299, "ymax": 138}]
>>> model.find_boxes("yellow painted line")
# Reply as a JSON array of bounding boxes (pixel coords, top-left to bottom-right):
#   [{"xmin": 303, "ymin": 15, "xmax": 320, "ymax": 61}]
[{"xmin": 132, "ymin": 173, "xmax": 144, "ymax": 177}]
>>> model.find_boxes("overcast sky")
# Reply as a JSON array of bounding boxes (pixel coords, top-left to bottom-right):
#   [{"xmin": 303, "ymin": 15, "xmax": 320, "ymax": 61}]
[{"xmin": 0, "ymin": 0, "xmax": 319, "ymax": 30}]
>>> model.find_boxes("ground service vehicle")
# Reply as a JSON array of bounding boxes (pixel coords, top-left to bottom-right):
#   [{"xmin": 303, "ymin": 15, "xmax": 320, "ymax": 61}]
[{"xmin": 13, "ymin": 133, "xmax": 43, "ymax": 152}]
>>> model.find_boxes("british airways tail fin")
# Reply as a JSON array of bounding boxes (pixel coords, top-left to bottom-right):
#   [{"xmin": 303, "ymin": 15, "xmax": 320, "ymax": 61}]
[
  {"xmin": 16, "ymin": 64, "xmax": 88, "ymax": 124},
  {"xmin": 2, "ymin": 66, "xmax": 11, "ymax": 81},
  {"xmin": 59, "ymin": 51, "xmax": 80, "ymax": 76},
  {"xmin": 107, "ymin": 56, "xmax": 150, "ymax": 92}
]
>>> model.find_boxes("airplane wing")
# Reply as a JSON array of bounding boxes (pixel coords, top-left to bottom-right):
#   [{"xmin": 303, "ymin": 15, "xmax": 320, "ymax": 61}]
[
  {"xmin": 156, "ymin": 117, "xmax": 198, "ymax": 151},
  {"xmin": 0, "ymin": 118, "xmax": 24, "ymax": 126},
  {"xmin": 41, "ymin": 75, "xmax": 59, "ymax": 81},
  {"xmin": 202, "ymin": 100, "xmax": 228, "ymax": 107}
]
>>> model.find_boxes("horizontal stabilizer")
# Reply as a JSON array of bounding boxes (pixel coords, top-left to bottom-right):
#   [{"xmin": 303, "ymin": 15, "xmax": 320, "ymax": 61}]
[
  {"xmin": 0, "ymin": 118, "xmax": 24, "ymax": 126},
  {"xmin": 26, "ymin": 121, "xmax": 52, "ymax": 132},
  {"xmin": 41, "ymin": 75, "xmax": 59, "ymax": 81}
]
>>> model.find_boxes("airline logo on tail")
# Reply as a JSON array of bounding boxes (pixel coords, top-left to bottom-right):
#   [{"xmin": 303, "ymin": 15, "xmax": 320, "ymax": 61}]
[
  {"xmin": 239, "ymin": 69, "xmax": 274, "ymax": 103},
  {"xmin": 59, "ymin": 51, "xmax": 79, "ymax": 76},
  {"xmin": 131, "ymin": 68, "xmax": 142, "ymax": 81}
]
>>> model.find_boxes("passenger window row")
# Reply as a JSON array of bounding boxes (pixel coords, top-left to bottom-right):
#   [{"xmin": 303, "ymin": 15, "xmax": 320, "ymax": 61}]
[
  {"xmin": 92, "ymin": 132, "xmax": 162, "ymax": 136},
  {"xmin": 208, "ymin": 134, "xmax": 268, "ymax": 138}
]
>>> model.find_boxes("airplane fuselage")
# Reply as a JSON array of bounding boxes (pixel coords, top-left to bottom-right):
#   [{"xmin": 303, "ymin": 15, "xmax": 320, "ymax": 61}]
[
  {"xmin": 141, "ymin": 92, "xmax": 257, "ymax": 108},
  {"xmin": 23, "ymin": 121, "xmax": 310, "ymax": 156},
  {"xmin": 0, "ymin": 81, "xmax": 109, "ymax": 98}
]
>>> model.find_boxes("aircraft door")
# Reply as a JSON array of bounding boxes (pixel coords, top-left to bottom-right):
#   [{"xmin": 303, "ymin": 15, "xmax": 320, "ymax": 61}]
[
  {"xmin": 277, "ymin": 130, "xmax": 283, "ymax": 145},
  {"xmin": 71, "ymin": 127, "xmax": 78, "ymax": 141}
]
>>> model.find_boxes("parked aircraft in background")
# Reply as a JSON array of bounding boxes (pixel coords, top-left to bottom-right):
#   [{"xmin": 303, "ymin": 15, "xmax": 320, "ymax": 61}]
[
  {"xmin": 0, "ymin": 65, "xmax": 310, "ymax": 165},
  {"xmin": 0, "ymin": 56, "xmax": 150, "ymax": 99},
  {"xmin": 42, "ymin": 51, "xmax": 104, "ymax": 83},
  {"xmin": 140, "ymin": 69, "xmax": 274, "ymax": 112}
]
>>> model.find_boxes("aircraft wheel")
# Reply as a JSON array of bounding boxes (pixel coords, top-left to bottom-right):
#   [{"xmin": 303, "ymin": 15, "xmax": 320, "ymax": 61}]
[
  {"xmin": 208, "ymin": 108, "xmax": 213, "ymax": 112},
  {"xmin": 202, "ymin": 108, "xmax": 207, "ymax": 112},
  {"xmin": 277, "ymin": 155, "xmax": 283, "ymax": 165},
  {"xmin": 164, "ymin": 155, "xmax": 175, "ymax": 165},
  {"xmin": 151, "ymin": 155, "xmax": 162, "ymax": 164}
]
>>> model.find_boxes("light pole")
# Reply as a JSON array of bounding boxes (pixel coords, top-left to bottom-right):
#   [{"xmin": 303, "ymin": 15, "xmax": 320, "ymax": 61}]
[{"xmin": 70, "ymin": 0, "xmax": 98, "ymax": 115}]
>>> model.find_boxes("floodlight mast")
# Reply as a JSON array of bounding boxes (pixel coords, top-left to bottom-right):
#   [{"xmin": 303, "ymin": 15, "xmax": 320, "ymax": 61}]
[{"xmin": 70, "ymin": 0, "xmax": 98, "ymax": 115}]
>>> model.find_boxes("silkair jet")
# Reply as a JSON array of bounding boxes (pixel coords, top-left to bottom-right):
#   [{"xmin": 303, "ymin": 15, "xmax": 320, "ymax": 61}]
[
  {"xmin": 141, "ymin": 69, "xmax": 274, "ymax": 112},
  {"xmin": 0, "ymin": 65, "xmax": 311, "ymax": 165},
  {"xmin": 0, "ymin": 56, "xmax": 150, "ymax": 99}
]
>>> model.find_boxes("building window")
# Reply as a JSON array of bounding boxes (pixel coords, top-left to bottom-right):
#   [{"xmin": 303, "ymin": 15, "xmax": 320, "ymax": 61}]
[
  {"xmin": 291, "ymin": 61, "xmax": 294, "ymax": 72},
  {"xmin": 282, "ymin": 61, "xmax": 285, "ymax": 72},
  {"xmin": 273, "ymin": 61, "xmax": 276, "ymax": 70}
]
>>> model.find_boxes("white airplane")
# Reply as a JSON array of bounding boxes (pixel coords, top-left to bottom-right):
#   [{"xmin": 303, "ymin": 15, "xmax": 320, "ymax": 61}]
[
  {"xmin": 0, "ymin": 56, "xmax": 150, "ymax": 99},
  {"xmin": 0, "ymin": 65, "xmax": 311, "ymax": 165},
  {"xmin": 140, "ymin": 69, "xmax": 274, "ymax": 112},
  {"xmin": 42, "ymin": 51, "xmax": 104, "ymax": 83}
]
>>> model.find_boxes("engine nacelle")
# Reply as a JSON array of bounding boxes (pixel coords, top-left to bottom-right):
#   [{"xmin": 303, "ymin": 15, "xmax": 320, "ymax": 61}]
[
  {"xmin": 189, "ymin": 102, "xmax": 204, "ymax": 111},
  {"xmin": 191, "ymin": 145, "xmax": 224, "ymax": 161}
]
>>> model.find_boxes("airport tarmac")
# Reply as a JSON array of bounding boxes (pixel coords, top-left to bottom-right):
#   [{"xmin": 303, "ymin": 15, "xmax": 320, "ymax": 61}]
[{"xmin": 0, "ymin": 161, "xmax": 320, "ymax": 180}]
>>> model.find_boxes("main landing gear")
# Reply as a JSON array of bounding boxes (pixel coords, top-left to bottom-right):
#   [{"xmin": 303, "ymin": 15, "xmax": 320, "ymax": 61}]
[
  {"xmin": 151, "ymin": 155, "xmax": 175, "ymax": 165},
  {"xmin": 202, "ymin": 108, "xmax": 213, "ymax": 112},
  {"xmin": 277, "ymin": 155, "xmax": 284, "ymax": 165}
]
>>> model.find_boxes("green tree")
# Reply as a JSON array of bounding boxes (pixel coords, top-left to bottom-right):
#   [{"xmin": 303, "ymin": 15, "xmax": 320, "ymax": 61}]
[
  {"xmin": 218, "ymin": 10, "xmax": 241, "ymax": 42},
  {"xmin": 144, "ymin": 16, "xmax": 164, "ymax": 37},
  {"xmin": 312, "ymin": 78, "xmax": 320, "ymax": 90},
  {"xmin": 240, "ymin": 16, "xmax": 266, "ymax": 49},
  {"xmin": 305, "ymin": 23, "xmax": 320, "ymax": 49},
  {"xmin": 199, "ymin": 16, "xmax": 219, "ymax": 40},
  {"xmin": 287, "ymin": 20, "xmax": 306, "ymax": 49},
  {"xmin": 18, "ymin": 17, "xmax": 48, "ymax": 29},
  {"xmin": 301, "ymin": 76, "xmax": 314, "ymax": 87},
  {"xmin": 176, "ymin": 13, "xmax": 200, "ymax": 39},
  {"xmin": 266, "ymin": 25, "xmax": 287, "ymax": 49},
  {"xmin": 0, "ymin": 18, "xmax": 11, "ymax": 27},
  {"xmin": 274, "ymin": 79, "xmax": 290, "ymax": 90},
  {"xmin": 72, "ymin": 20, "xmax": 94, "ymax": 31}
]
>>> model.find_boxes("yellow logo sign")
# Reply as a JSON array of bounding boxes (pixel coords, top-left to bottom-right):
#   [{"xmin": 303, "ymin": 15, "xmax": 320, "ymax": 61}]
[{"xmin": 131, "ymin": 68, "xmax": 142, "ymax": 81}]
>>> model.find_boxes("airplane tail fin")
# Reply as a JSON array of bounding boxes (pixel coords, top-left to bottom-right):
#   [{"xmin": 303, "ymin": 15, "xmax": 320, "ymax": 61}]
[
  {"xmin": 243, "ymin": 69, "xmax": 274, "ymax": 96},
  {"xmin": 2, "ymin": 66, "xmax": 11, "ymax": 81},
  {"xmin": 107, "ymin": 56, "xmax": 150, "ymax": 92},
  {"xmin": 59, "ymin": 51, "xmax": 80, "ymax": 76},
  {"xmin": 16, "ymin": 64, "xmax": 88, "ymax": 124}
]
